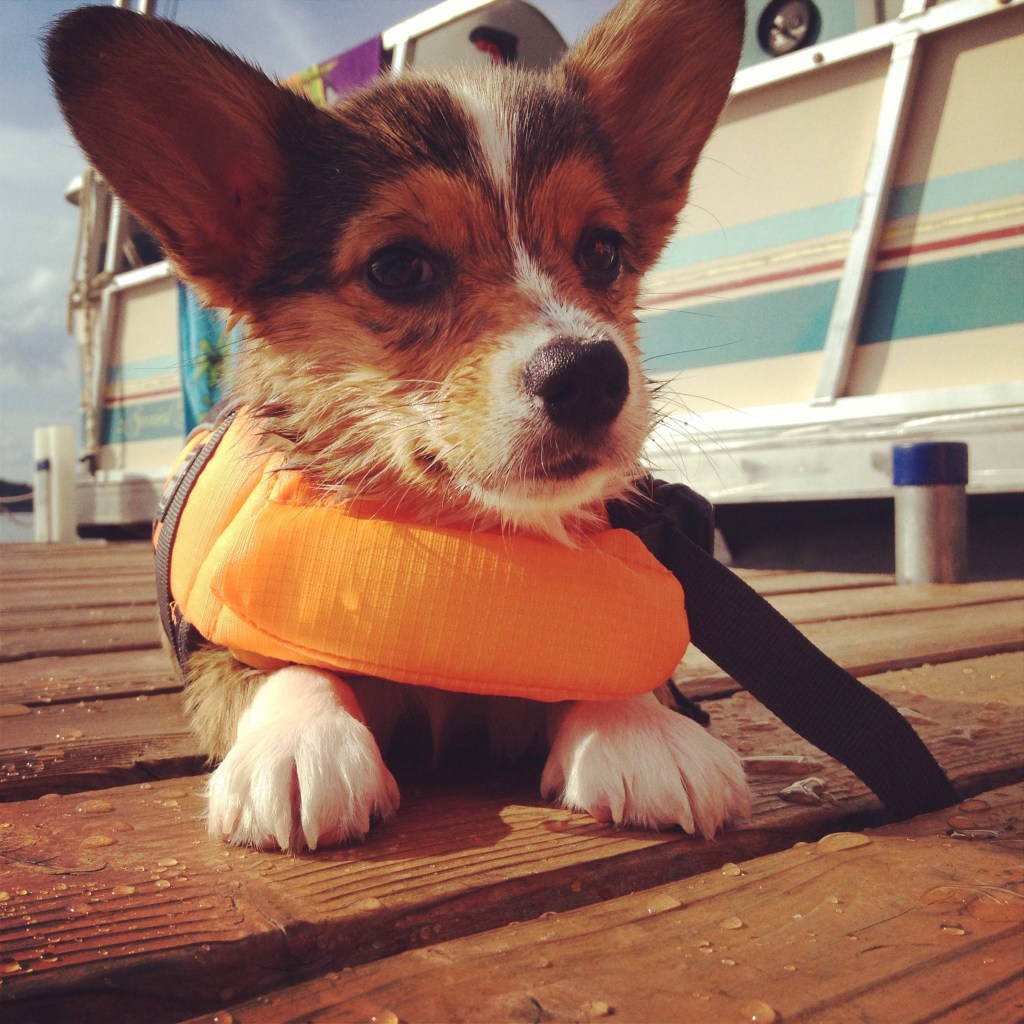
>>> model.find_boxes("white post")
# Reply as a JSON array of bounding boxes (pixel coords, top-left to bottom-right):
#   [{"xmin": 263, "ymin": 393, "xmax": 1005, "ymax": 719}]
[
  {"xmin": 33, "ymin": 429, "xmax": 52, "ymax": 543},
  {"xmin": 32, "ymin": 426, "xmax": 77, "ymax": 543},
  {"xmin": 48, "ymin": 426, "xmax": 77, "ymax": 543}
]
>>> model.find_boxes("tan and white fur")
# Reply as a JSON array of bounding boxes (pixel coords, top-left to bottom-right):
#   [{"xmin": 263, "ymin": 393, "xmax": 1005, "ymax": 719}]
[{"xmin": 47, "ymin": 0, "xmax": 749, "ymax": 851}]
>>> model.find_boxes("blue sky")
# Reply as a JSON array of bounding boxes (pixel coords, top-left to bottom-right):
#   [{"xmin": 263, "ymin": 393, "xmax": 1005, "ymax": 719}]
[{"xmin": 0, "ymin": 0, "xmax": 616, "ymax": 486}]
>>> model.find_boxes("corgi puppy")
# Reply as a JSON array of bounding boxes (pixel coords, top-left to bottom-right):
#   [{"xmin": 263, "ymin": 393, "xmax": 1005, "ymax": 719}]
[{"xmin": 47, "ymin": 0, "xmax": 749, "ymax": 851}]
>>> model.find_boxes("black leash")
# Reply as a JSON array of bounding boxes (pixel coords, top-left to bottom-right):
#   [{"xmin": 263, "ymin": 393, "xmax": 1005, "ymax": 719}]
[
  {"xmin": 608, "ymin": 479, "xmax": 958, "ymax": 820},
  {"xmin": 154, "ymin": 406, "xmax": 239, "ymax": 674}
]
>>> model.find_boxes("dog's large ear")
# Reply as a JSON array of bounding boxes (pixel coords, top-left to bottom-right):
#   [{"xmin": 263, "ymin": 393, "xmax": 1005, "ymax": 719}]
[
  {"xmin": 46, "ymin": 6, "xmax": 313, "ymax": 309},
  {"xmin": 563, "ymin": 0, "xmax": 744, "ymax": 271}
]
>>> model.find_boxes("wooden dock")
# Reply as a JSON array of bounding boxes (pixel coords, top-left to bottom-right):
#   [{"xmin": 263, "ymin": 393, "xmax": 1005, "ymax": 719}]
[{"xmin": 1, "ymin": 540, "xmax": 1022, "ymax": 1023}]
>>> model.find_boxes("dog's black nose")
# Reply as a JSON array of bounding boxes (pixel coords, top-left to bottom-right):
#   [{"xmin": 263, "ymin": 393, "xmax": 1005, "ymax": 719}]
[{"xmin": 522, "ymin": 339, "xmax": 629, "ymax": 435}]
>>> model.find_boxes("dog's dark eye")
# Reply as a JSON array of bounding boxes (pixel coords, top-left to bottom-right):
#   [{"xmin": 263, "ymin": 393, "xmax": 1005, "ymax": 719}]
[
  {"xmin": 366, "ymin": 245, "xmax": 440, "ymax": 300},
  {"xmin": 576, "ymin": 229, "xmax": 623, "ymax": 288}
]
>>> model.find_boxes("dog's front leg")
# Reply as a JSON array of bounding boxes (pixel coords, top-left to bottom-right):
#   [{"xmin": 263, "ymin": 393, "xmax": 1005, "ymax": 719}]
[
  {"xmin": 206, "ymin": 666, "xmax": 399, "ymax": 851},
  {"xmin": 541, "ymin": 694, "xmax": 749, "ymax": 837}
]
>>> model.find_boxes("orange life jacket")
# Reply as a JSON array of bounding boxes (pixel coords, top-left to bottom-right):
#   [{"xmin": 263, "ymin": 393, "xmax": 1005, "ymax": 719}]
[{"xmin": 154, "ymin": 407, "xmax": 689, "ymax": 702}]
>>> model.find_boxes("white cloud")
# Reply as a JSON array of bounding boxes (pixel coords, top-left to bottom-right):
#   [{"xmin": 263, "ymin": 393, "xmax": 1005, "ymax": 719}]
[
  {"xmin": 0, "ymin": 353, "xmax": 79, "ymax": 484},
  {"xmin": 0, "ymin": 120, "xmax": 84, "ymax": 191},
  {"xmin": 260, "ymin": 0, "xmax": 327, "ymax": 74},
  {"xmin": 2, "ymin": 265, "xmax": 61, "ymax": 336},
  {"xmin": 0, "ymin": 114, "xmax": 82, "ymax": 404}
]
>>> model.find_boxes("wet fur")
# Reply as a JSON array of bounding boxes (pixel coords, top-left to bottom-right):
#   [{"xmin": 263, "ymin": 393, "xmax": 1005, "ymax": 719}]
[
  {"xmin": 182, "ymin": 648, "xmax": 266, "ymax": 760},
  {"xmin": 48, "ymin": 0, "xmax": 750, "ymax": 850}
]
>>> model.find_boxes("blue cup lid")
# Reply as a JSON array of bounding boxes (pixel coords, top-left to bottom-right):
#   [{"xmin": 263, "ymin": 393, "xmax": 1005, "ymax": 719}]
[{"xmin": 892, "ymin": 442, "xmax": 968, "ymax": 486}]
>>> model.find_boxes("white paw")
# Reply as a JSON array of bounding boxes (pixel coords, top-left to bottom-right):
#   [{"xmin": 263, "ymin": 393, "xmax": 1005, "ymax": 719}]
[
  {"xmin": 541, "ymin": 695, "xmax": 749, "ymax": 836},
  {"xmin": 206, "ymin": 667, "xmax": 399, "ymax": 851}
]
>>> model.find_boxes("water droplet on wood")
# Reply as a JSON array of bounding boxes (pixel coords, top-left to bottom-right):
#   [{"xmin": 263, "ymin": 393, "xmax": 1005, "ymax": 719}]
[
  {"xmin": 742, "ymin": 755, "xmax": 825, "ymax": 775},
  {"xmin": 76, "ymin": 800, "xmax": 114, "ymax": 815},
  {"xmin": 817, "ymin": 832, "xmax": 871, "ymax": 853},
  {"xmin": 81, "ymin": 835, "xmax": 116, "ymax": 848},
  {"xmin": 351, "ymin": 897, "xmax": 384, "ymax": 912},
  {"xmin": 896, "ymin": 707, "xmax": 937, "ymax": 726},
  {"xmin": 647, "ymin": 893, "xmax": 682, "ymax": 914},
  {"xmin": 740, "ymin": 999, "xmax": 777, "ymax": 1022},
  {"xmin": 947, "ymin": 814, "xmax": 978, "ymax": 830},
  {"xmin": 958, "ymin": 798, "xmax": 991, "ymax": 812}
]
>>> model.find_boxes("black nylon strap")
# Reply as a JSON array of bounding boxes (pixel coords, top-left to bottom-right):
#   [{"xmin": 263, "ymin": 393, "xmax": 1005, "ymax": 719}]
[
  {"xmin": 153, "ymin": 407, "xmax": 239, "ymax": 673},
  {"xmin": 608, "ymin": 482, "xmax": 957, "ymax": 820}
]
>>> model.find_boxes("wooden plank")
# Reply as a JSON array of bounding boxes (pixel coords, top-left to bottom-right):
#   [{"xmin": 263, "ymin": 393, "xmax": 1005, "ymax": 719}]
[
  {"xmin": 0, "ymin": 541, "xmax": 151, "ymax": 563},
  {"xmin": 711, "ymin": 654, "xmax": 1024, "ymax": 807},
  {"xmin": 768, "ymin": 578, "xmax": 1024, "ymax": 624},
  {"xmin": 679, "ymin": 597, "xmax": 1024, "ymax": 696},
  {"xmin": 742, "ymin": 569, "xmax": 895, "ymax": 595},
  {"xmin": 0, "ymin": 620, "xmax": 161, "ymax": 662},
  {"xmin": 0, "ymin": 541, "xmax": 1018, "ymax": 1020},
  {"xmin": 176, "ymin": 782, "xmax": 1024, "ymax": 1024},
  {"xmin": 0, "ymin": 564, "xmax": 154, "ymax": 584},
  {"xmin": 0, "ymin": 578, "xmax": 157, "ymax": 614},
  {"xmin": 783, "ymin": 598, "xmax": 1024, "ymax": 672},
  {"xmin": 0, "ymin": 648, "xmax": 179, "ymax": 706},
  {"xmin": 1, "ymin": 604, "xmax": 159, "ymax": 632},
  {"xmin": 0, "ymin": 693, "xmax": 200, "ymax": 799},
  {"xmin": 2, "ymin": 653, "xmax": 1022, "ymax": 1022},
  {"xmin": 0, "ymin": 542, "xmax": 153, "ymax": 580},
  {"xmin": 0, "ymin": 761, "xmax": 889, "ymax": 1023},
  {"xmin": 869, "ymin": 650, "xmax": 1024, "ymax": 707},
  {"xmin": 1, "ymin": 648, "xmax": 1019, "ymax": 809}
]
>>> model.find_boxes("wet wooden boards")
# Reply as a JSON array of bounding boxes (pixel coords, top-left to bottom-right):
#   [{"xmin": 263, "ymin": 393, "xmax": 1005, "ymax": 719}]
[{"xmin": 1, "ymin": 541, "xmax": 1021, "ymax": 1023}]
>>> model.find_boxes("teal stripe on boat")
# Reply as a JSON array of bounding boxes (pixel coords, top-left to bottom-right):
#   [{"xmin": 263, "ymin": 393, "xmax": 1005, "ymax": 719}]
[
  {"xmin": 657, "ymin": 200, "xmax": 857, "ymax": 271},
  {"xmin": 101, "ymin": 397, "xmax": 184, "ymax": 446},
  {"xmin": 860, "ymin": 245, "xmax": 1024, "ymax": 344},
  {"xmin": 886, "ymin": 159, "xmax": 1024, "ymax": 222},
  {"xmin": 641, "ymin": 246, "xmax": 1024, "ymax": 371},
  {"xmin": 641, "ymin": 281, "xmax": 838, "ymax": 371},
  {"xmin": 657, "ymin": 159, "xmax": 1024, "ymax": 271},
  {"xmin": 106, "ymin": 354, "xmax": 181, "ymax": 384}
]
